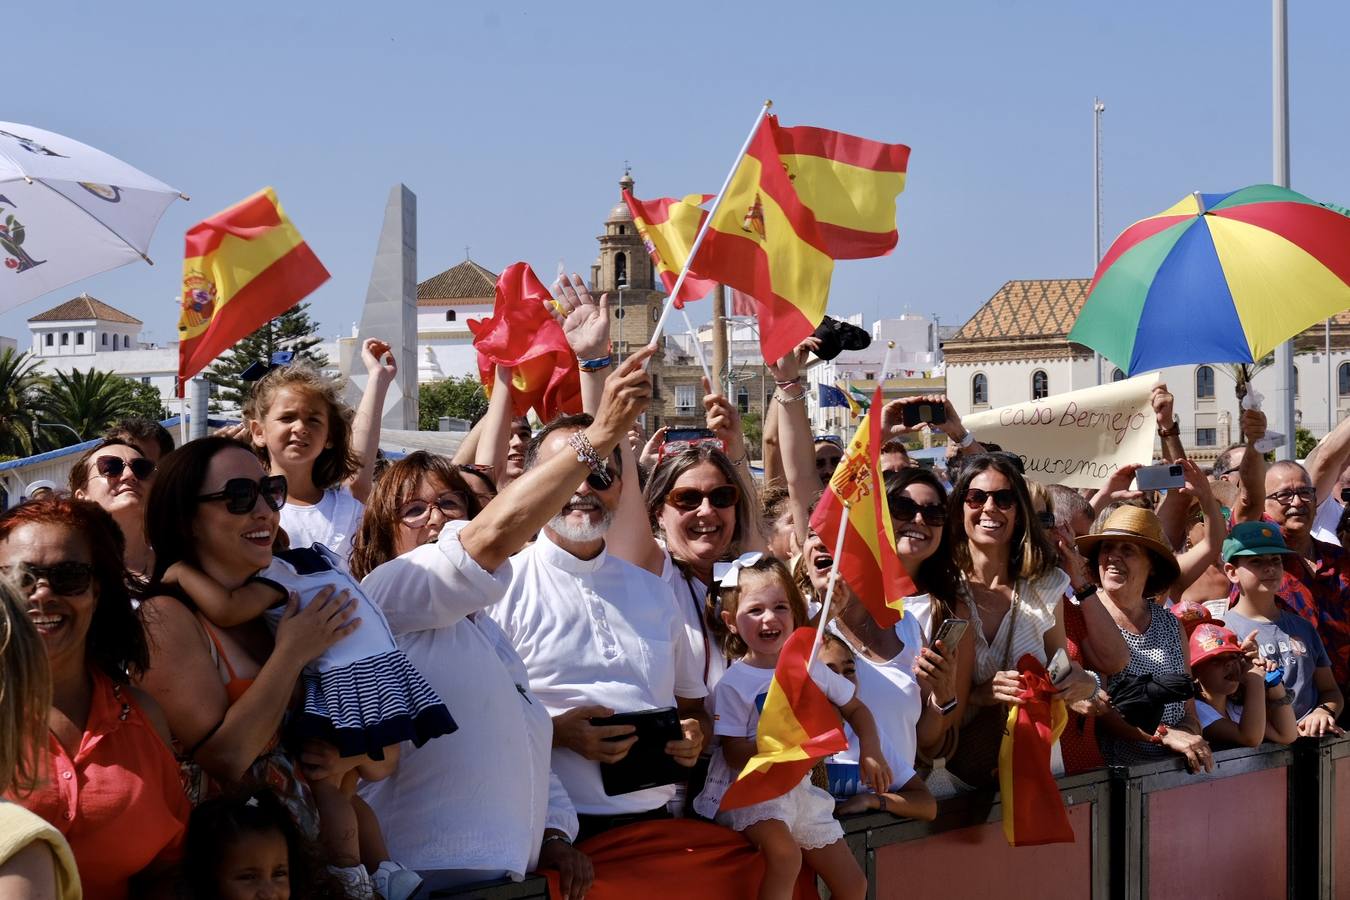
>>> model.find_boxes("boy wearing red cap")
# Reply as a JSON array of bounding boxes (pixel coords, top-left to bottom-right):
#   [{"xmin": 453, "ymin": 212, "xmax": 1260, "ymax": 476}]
[
  {"xmin": 1190, "ymin": 623, "xmax": 1297, "ymax": 747},
  {"xmin": 1221, "ymin": 521, "xmax": 1343, "ymax": 736}
]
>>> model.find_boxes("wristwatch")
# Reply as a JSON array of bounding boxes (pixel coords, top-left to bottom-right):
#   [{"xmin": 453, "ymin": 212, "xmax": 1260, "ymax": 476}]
[
  {"xmin": 1074, "ymin": 583, "xmax": 1099, "ymax": 602},
  {"xmin": 1158, "ymin": 418, "xmax": 1181, "ymax": 438},
  {"xmin": 542, "ymin": 832, "xmax": 572, "ymax": 847},
  {"xmin": 937, "ymin": 696, "xmax": 959, "ymax": 717}
]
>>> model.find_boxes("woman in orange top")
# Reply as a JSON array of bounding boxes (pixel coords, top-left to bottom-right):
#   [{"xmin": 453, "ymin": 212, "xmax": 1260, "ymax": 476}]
[{"xmin": 0, "ymin": 498, "xmax": 188, "ymax": 899}]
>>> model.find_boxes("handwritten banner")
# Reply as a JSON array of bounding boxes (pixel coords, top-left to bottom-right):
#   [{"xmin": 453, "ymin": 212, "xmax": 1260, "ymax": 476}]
[{"xmin": 962, "ymin": 372, "xmax": 1160, "ymax": 488}]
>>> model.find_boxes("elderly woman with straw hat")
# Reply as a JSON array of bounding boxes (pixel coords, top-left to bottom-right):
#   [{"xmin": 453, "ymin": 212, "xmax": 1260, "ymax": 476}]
[{"xmin": 1078, "ymin": 506, "xmax": 1215, "ymax": 773}]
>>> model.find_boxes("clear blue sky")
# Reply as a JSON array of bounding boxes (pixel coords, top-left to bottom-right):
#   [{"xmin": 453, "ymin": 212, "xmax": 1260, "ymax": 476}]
[{"xmin": 8, "ymin": 1, "xmax": 1350, "ymax": 347}]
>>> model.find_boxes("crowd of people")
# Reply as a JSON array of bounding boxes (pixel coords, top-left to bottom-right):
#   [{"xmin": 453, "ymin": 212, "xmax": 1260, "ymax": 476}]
[{"xmin": 4, "ymin": 279, "xmax": 1350, "ymax": 899}]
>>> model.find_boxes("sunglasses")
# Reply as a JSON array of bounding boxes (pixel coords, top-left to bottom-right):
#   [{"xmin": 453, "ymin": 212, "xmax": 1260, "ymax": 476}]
[
  {"xmin": 399, "ymin": 493, "xmax": 468, "ymax": 526},
  {"xmin": 2, "ymin": 561, "xmax": 94, "ymax": 596},
  {"xmin": 197, "ymin": 475, "xmax": 288, "ymax": 514},
  {"xmin": 889, "ymin": 496, "xmax": 947, "ymax": 526},
  {"xmin": 95, "ymin": 455, "xmax": 156, "ymax": 481},
  {"xmin": 666, "ymin": 484, "xmax": 741, "ymax": 512},
  {"xmin": 963, "ymin": 488, "xmax": 1018, "ymax": 511},
  {"xmin": 584, "ymin": 464, "xmax": 618, "ymax": 492}
]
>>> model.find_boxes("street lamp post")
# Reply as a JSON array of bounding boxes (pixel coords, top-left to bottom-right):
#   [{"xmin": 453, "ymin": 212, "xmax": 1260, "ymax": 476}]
[
  {"xmin": 615, "ymin": 279, "xmax": 627, "ymax": 363},
  {"xmin": 34, "ymin": 422, "xmax": 83, "ymax": 444}
]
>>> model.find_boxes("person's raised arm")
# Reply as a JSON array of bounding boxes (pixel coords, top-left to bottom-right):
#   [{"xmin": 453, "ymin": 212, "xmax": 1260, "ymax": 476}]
[
  {"xmin": 1089, "ymin": 463, "xmax": 1144, "ymax": 519},
  {"xmin": 880, "ymin": 394, "xmax": 985, "ymax": 460},
  {"xmin": 459, "ymin": 346, "xmax": 655, "ymax": 573},
  {"xmin": 1152, "ymin": 384, "xmax": 1186, "ymax": 463},
  {"xmin": 348, "ymin": 338, "xmax": 398, "ymax": 504},
  {"xmin": 768, "ymin": 338, "xmax": 823, "ymax": 546},
  {"xmin": 1306, "ymin": 413, "xmax": 1350, "ymax": 505},
  {"xmin": 1233, "ymin": 409, "xmax": 1268, "ymax": 523},
  {"xmin": 1170, "ymin": 461, "xmax": 1225, "ymax": 593},
  {"xmin": 472, "ymin": 364, "xmax": 516, "ymax": 475},
  {"xmin": 761, "ymin": 398, "xmax": 785, "ymax": 490},
  {"xmin": 162, "ymin": 561, "xmax": 284, "ymax": 629}
]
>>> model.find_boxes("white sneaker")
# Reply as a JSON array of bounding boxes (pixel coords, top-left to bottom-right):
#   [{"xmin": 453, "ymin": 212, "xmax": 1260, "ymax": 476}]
[{"xmin": 372, "ymin": 860, "xmax": 424, "ymax": 900}]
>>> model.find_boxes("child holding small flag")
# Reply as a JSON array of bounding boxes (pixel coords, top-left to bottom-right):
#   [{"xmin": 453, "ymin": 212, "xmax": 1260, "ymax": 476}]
[{"xmin": 693, "ymin": 554, "xmax": 884, "ymax": 900}]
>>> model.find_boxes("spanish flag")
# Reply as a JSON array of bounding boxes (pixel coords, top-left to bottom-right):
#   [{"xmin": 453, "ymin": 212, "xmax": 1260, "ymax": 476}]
[
  {"xmin": 466, "ymin": 262, "xmax": 582, "ymax": 421},
  {"xmin": 693, "ymin": 116, "xmax": 909, "ymax": 363},
  {"xmin": 999, "ymin": 655, "xmax": 1074, "ymax": 846},
  {"xmin": 178, "ymin": 188, "xmax": 329, "ymax": 394},
  {"xmin": 809, "ymin": 386, "xmax": 914, "ymax": 628},
  {"xmin": 622, "ymin": 190, "xmax": 719, "ymax": 307},
  {"xmin": 720, "ymin": 627, "xmax": 850, "ymax": 812}
]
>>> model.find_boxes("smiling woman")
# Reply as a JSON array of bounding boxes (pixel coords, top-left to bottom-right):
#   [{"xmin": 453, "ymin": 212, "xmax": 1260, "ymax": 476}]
[{"xmin": 69, "ymin": 438, "xmax": 156, "ymax": 579}]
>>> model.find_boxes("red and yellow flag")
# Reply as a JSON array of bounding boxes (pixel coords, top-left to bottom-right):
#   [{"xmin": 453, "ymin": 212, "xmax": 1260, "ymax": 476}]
[
  {"xmin": 809, "ymin": 386, "xmax": 915, "ymax": 628},
  {"xmin": 622, "ymin": 190, "xmax": 719, "ymax": 307},
  {"xmin": 720, "ymin": 628, "xmax": 849, "ymax": 812},
  {"xmin": 999, "ymin": 655, "xmax": 1073, "ymax": 847},
  {"xmin": 466, "ymin": 262, "xmax": 581, "ymax": 421},
  {"xmin": 177, "ymin": 188, "xmax": 329, "ymax": 395}
]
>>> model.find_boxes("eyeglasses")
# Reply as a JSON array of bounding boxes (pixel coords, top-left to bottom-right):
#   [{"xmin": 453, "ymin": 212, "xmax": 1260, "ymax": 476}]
[
  {"xmin": 666, "ymin": 484, "xmax": 741, "ymax": 512},
  {"xmin": 1266, "ymin": 487, "xmax": 1316, "ymax": 506},
  {"xmin": 1, "ymin": 561, "xmax": 94, "ymax": 596},
  {"xmin": 963, "ymin": 488, "xmax": 1017, "ymax": 511},
  {"xmin": 197, "ymin": 475, "xmax": 288, "ymax": 514},
  {"xmin": 95, "ymin": 455, "xmax": 156, "ymax": 481},
  {"xmin": 399, "ymin": 493, "xmax": 468, "ymax": 526},
  {"xmin": 889, "ymin": 496, "xmax": 947, "ymax": 526}
]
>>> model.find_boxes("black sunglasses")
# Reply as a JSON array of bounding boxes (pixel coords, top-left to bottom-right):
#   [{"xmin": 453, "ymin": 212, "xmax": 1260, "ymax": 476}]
[
  {"xmin": 666, "ymin": 484, "xmax": 740, "ymax": 511},
  {"xmin": 964, "ymin": 488, "xmax": 1018, "ymax": 511},
  {"xmin": 197, "ymin": 475, "xmax": 288, "ymax": 514},
  {"xmin": 2, "ymin": 561, "xmax": 94, "ymax": 596},
  {"xmin": 889, "ymin": 496, "xmax": 947, "ymax": 526},
  {"xmin": 96, "ymin": 455, "xmax": 156, "ymax": 481}
]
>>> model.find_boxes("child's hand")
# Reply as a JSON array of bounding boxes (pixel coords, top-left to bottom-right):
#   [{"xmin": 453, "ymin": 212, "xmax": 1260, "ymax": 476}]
[
  {"xmin": 274, "ymin": 588, "xmax": 360, "ymax": 665},
  {"xmin": 835, "ymin": 793, "xmax": 877, "ymax": 816},
  {"xmin": 362, "ymin": 338, "xmax": 397, "ymax": 384},
  {"xmin": 161, "ymin": 562, "xmax": 183, "ymax": 586},
  {"xmin": 859, "ymin": 746, "xmax": 892, "ymax": 796},
  {"xmin": 298, "ymin": 738, "xmax": 360, "ymax": 784}
]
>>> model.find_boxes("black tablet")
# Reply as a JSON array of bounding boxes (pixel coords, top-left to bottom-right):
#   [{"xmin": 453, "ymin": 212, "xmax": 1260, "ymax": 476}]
[{"xmin": 591, "ymin": 707, "xmax": 688, "ymax": 796}]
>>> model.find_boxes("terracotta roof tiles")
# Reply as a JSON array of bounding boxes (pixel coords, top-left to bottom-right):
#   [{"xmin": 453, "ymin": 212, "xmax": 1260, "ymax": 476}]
[
  {"xmin": 417, "ymin": 259, "xmax": 498, "ymax": 306},
  {"xmin": 27, "ymin": 293, "xmax": 142, "ymax": 325}
]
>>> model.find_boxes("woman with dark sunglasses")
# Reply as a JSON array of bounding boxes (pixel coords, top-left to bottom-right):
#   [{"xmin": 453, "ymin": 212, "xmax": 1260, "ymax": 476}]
[
  {"xmin": 69, "ymin": 438, "xmax": 157, "ymax": 579},
  {"xmin": 943, "ymin": 454, "xmax": 1099, "ymax": 788}
]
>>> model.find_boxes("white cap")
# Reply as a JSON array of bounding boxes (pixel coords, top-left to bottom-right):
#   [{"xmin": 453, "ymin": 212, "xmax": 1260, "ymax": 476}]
[{"xmin": 26, "ymin": 479, "xmax": 57, "ymax": 495}]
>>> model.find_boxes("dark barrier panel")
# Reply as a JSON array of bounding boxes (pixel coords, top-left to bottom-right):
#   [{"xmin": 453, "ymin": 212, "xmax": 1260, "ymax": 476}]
[
  {"xmin": 424, "ymin": 875, "xmax": 550, "ymax": 899},
  {"xmin": 843, "ymin": 768, "xmax": 1114, "ymax": 900},
  {"xmin": 1291, "ymin": 733, "xmax": 1350, "ymax": 899},
  {"xmin": 1109, "ymin": 742, "xmax": 1294, "ymax": 900}
]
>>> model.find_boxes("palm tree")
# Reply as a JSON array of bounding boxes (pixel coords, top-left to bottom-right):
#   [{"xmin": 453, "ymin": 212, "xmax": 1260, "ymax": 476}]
[
  {"xmin": 37, "ymin": 368, "xmax": 139, "ymax": 447},
  {"xmin": 0, "ymin": 349, "xmax": 47, "ymax": 458}
]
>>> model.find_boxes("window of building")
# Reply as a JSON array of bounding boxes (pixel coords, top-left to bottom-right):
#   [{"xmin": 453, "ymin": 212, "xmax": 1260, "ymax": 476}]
[
  {"xmin": 141, "ymin": 376, "xmax": 151, "ymax": 385},
  {"xmin": 1340, "ymin": 363, "xmax": 1350, "ymax": 397},
  {"xmin": 1032, "ymin": 370, "xmax": 1049, "ymax": 400},
  {"xmin": 101, "ymin": 333, "xmax": 108, "ymax": 346},
  {"xmin": 737, "ymin": 385, "xmax": 750, "ymax": 414},
  {"xmin": 76, "ymin": 332, "xmax": 84, "ymax": 346},
  {"xmin": 615, "ymin": 252, "xmax": 627, "ymax": 288},
  {"xmin": 60, "ymin": 333, "xmax": 68, "ymax": 346},
  {"xmin": 617, "ymin": 225, "xmax": 626, "ymax": 235},
  {"xmin": 1294, "ymin": 365, "xmax": 1300, "ymax": 397},
  {"xmin": 123, "ymin": 335, "xmax": 130, "ymax": 348},
  {"xmin": 972, "ymin": 373, "xmax": 988, "ymax": 406},
  {"xmin": 1196, "ymin": 365, "xmax": 1215, "ymax": 399},
  {"xmin": 675, "ymin": 384, "xmax": 697, "ymax": 412},
  {"xmin": 1111, "ymin": 368, "xmax": 1125, "ymax": 382},
  {"xmin": 1196, "ymin": 427, "xmax": 1217, "ymax": 447},
  {"xmin": 44, "ymin": 333, "xmax": 53, "ymax": 347}
]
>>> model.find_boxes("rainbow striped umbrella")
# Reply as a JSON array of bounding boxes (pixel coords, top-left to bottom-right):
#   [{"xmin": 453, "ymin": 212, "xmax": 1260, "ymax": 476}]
[{"xmin": 1068, "ymin": 184, "xmax": 1350, "ymax": 375}]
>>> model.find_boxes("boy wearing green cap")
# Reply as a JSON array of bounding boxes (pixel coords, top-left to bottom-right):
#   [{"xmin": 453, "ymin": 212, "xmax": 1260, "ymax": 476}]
[{"xmin": 1221, "ymin": 521, "xmax": 1344, "ymax": 735}]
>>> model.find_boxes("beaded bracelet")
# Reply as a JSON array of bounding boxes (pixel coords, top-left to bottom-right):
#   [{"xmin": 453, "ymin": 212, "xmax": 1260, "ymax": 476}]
[
  {"xmin": 566, "ymin": 431, "xmax": 606, "ymax": 474},
  {"xmin": 775, "ymin": 385, "xmax": 808, "ymax": 404}
]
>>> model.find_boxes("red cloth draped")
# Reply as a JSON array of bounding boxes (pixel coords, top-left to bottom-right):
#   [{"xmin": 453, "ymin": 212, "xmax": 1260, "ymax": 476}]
[
  {"xmin": 998, "ymin": 654, "xmax": 1074, "ymax": 847},
  {"xmin": 542, "ymin": 819, "xmax": 820, "ymax": 900}
]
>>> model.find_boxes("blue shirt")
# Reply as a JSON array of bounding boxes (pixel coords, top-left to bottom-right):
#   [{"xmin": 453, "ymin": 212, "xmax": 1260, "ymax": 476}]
[{"xmin": 1222, "ymin": 607, "xmax": 1330, "ymax": 720}]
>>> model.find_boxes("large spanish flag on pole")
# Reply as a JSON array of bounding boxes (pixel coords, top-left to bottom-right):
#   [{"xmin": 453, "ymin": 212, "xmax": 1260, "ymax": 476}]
[
  {"xmin": 622, "ymin": 190, "xmax": 719, "ymax": 307},
  {"xmin": 177, "ymin": 188, "xmax": 329, "ymax": 395},
  {"xmin": 999, "ymin": 655, "xmax": 1074, "ymax": 846},
  {"xmin": 809, "ymin": 386, "xmax": 914, "ymax": 628},
  {"xmin": 720, "ymin": 627, "xmax": 849, "ymax": 812}
]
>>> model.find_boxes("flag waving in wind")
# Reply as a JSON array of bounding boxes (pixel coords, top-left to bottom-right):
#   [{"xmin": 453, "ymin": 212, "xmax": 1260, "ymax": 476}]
[
  {"xmin": 623, "ymin": 190, "xmax": 719, "ymax": 307},
  {"xmin": 809, "ymin": 385, "xmax": 914, "ymax": 627},
  {"xmin": 178, "ymin": 188, "xmax": 329, "ymax": 395},
  {"xmin": 720, "ymin": 627, "xmax": 850, "ymax": 812},
  {"xmin": 467, "ymin": 262, "xmax": 581, "ymax": 421}
]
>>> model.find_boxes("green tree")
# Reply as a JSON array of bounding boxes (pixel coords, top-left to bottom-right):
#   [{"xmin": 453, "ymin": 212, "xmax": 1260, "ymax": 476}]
[
  {"xmin": 124, "ymin": 379, "xmax": 168, "ymax": 421},
  {"xmin": 37, "ymin": 369, "xmax": 144, "ymax": 446},
  {"xmin": 205, "ymin": 303, "xmax": 328, "ymax": 410},
  {"xmin": 418, "ymin": 375, "xmax": 489, "ymax": 430},
  {"xmin": 740, "ymin": 411, "xmax": 763, "ymax": 458},
  {"xmin": 0, "ymin": 349, "xmax": 47, "ymax": 457},
  {"xmin": 1296, "ymin": 426, "xmax": 1318, "ymax": 459}
]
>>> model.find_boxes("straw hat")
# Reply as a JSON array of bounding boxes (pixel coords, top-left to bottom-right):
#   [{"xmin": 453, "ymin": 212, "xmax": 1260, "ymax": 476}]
[{"xmin": 1075, "ymin": 505, "xmax": 1181, "ymax": 591}]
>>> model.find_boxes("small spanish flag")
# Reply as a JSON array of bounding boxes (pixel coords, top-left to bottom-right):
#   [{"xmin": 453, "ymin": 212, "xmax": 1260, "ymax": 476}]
[
  {"xmin": 809, "ymin": 385, "xmax": 914, "ymax": 628},
  {"xmin": 999, "ymin": 655, "xmax": 1074, "ymax": 847},
  {"xmin": 466, "ymin": 262, "xmax": 581, "ymax": 421},
  {"xmin": 720, "ymin": 627, "xmax": 849, "ymax": 812},
  {"xmin": 622, "ymin": 190, "xmax": 719, "ymax": 307},
  {"xmin": 177, "ymin": 188, "xmax": 329, "ymax": 395}
]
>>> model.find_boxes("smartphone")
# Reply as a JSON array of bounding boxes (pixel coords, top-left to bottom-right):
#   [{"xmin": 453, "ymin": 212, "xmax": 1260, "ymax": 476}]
[
  {"xmin": 931, "ymin": 617, "xmax": 968, "ymax": 650},
  {"xmin": 664, "ymin": 427, "xmax": 716, "ymax": 444},
  {"xmin": 902, "ymin": 402, "xmax": 947, "ymax": 427},
  {"xmin": 1048, "ymin": 647, "xmax": 1073, "ymax": 685},
  {"xmin": 1134, "ymin": 463, "xmax": 1185, "ymax": 492},
  {"xmin": 1341, "ymin": 486, "xmax": 1350, "ymax": 503}
]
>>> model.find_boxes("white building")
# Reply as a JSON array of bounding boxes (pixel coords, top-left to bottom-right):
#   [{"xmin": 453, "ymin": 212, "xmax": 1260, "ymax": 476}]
[
  {"xmin": 942, "ymin": 278, "xmax": 1350, "ymax": 462},
  {"xmin": 414, "ymin": 259, "xmax": 496, "ymax": 382}
]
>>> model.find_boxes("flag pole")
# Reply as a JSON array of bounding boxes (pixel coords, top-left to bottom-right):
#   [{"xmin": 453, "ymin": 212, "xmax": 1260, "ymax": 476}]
[
  {"xmin": 807, "ymin": 500, "xmax": 853, "ymax": 669},
  {"xmin": 646, "ymin": 100, "xmax": 774, "ymax": 363},
  {"xmin": 679, "ymin": 306, "xmax": 715, "ymax": 384}
]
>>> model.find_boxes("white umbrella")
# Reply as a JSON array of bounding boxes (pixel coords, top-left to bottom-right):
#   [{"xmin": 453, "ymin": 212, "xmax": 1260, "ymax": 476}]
[{"xmin": 0, "ymin": 122, "xmax": 186, "ymax": 313}]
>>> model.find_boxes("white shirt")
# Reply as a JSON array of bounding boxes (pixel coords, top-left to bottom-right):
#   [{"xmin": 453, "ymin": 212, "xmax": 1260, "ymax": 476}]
[
  {"xmin": 358, "ymin": 521, "xmax": 576, "ymax": 879},
  {"xmin": 660, "ymin": 551, "xmax": 728, "ymax": 696},
  {"xmin": 280, "ymin": 486, "xmax": 364, "ymax": 567},
  {"xmin": 828, "ymin": 613, "xmax": 923, "ymax": 777},
  {"xmin": 1312, "ymin": 496, "xmax": 1344, "ymax": 545},
  {"xmin": 489, "ymin": 532, "xmax": 707, "ymax": 816}
]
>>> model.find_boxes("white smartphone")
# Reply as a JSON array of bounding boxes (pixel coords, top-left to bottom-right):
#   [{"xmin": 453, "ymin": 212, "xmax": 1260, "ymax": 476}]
[
  {"xmin": 1048, "ymin": 647, "xmax": 1073, "ymax": 685},
  {"xmin": 1134, "ymin": 463, "xmax": 1185, "ymax": 492}
]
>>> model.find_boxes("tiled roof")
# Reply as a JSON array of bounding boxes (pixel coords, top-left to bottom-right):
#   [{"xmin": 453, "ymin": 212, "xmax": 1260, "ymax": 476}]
[
  {"xmin": 947, "ymin": 279, "xmax": 1090, "ymax": 344},
  {"xmin": 27, "ymin": 293, "xmax": 142, "ymax": 325},
  {"xmin": 417, "ymin": 259, "xmax": 498, "ymax": 306}
]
